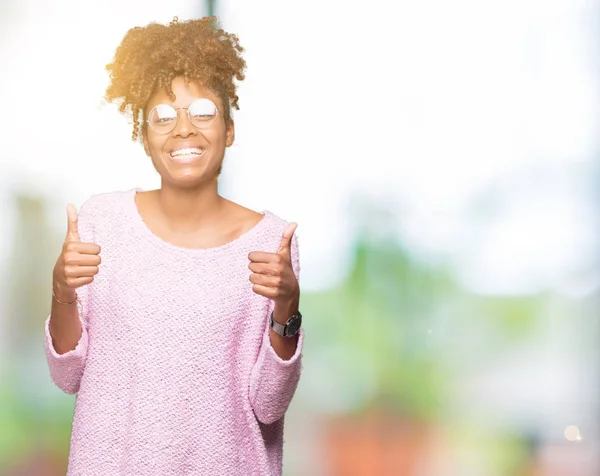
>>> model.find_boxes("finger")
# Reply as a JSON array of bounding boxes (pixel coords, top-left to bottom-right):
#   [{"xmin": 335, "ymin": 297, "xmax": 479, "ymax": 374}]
[
  {"xmin": 64, "ymin": 276, "xmax": 95, "ymax": 289},
  {"xmin": 65, "ymin": 265, "xmax": 100, "ymax": 278},
  {"xmin": 277, "ymin": 222, "xmax": 297, "ymax": 256},
  {"xmin": 64, "ymin": 253, "xmax": 102, "ymax": 267},
  {"xmin": 248, "ymin": 262, "xmax": 282, "ymax": 276},
  {"xmin": 66, "ymin": 204, "xmax": 80, "ymax": 242},
  {"xmin": 248, "ymin": 251, "xmax": 280, "ymax": 264},
  {"xmin": 249, "ymin": 273, "xmax": 281, "ymax": 287},
  {"xmin": 65, "ymin": 241, "xmax": 101, "ymax": 255},
  {"xmin": 251, "ymin": 283, "xmax": 278, "ymax": 299}
]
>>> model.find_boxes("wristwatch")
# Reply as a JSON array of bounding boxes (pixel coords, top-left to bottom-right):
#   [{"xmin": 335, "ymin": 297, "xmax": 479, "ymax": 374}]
[{"xmin": 270, "ymin": 311, "xmax": 302, "ymax": 338}]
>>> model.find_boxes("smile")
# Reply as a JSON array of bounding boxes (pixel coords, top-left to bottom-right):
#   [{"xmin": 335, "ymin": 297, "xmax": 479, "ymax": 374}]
[{"xmin": 169, "ymin": 147, "xmax": 204, "ymax": 163}]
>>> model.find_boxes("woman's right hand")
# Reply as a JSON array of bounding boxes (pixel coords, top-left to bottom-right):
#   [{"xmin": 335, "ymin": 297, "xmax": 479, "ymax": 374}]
[{"xmin": 52, "ymin": 204, "xmax": 101, "ymax": 300}]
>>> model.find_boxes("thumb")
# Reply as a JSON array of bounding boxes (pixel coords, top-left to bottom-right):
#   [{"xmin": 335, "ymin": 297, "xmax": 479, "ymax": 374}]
[
  {"xmin": 66, "ymin": 204, "xmax": 80, "ymax": 241},
  {"xmin": 277, "ymin": 222, "xmax": 297, "ymax": 257}
]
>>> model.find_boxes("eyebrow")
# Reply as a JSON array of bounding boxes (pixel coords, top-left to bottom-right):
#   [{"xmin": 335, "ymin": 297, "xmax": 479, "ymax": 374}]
[{"xmin": 160, "ymin": 97, "xmax": 218, "ymax": 107}]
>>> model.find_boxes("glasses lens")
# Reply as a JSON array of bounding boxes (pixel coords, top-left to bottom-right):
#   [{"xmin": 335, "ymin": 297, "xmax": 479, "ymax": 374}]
[
  {"xmin": 148, "ymin": 104, "xmax": 178, "ymax": 133},
  {"xmin": 188, "ymin": 99, "xmax": 218, "ymax": 129}
]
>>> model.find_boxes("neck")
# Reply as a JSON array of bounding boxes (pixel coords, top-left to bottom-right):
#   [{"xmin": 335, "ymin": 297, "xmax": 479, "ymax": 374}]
[{"xmin": 155, "ymin": 180, "xmax": 226, "ymax": 233}]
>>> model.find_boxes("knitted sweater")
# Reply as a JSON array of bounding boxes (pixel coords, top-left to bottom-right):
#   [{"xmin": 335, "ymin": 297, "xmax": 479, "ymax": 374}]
[{"xmin": 44, "ymin": 188, "xmax": 303, "ymax": 476}]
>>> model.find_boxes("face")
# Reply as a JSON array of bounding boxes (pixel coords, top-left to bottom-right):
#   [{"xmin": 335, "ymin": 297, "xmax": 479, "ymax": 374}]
[{"xmin": 143, "ymin": 76, "xmax": 234, "ymax": 188}]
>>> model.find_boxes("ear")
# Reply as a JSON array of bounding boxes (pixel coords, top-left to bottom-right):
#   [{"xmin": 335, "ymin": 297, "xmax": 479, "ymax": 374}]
[{"xmin": 225, "ymin": 120, "xmax": 235, "ymax": 148}]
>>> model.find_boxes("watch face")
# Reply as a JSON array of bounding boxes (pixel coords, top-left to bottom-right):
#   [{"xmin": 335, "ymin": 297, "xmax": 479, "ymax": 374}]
[{"xmin": 285, "ymin": 314, "xmax": 302, "ymax": 337}]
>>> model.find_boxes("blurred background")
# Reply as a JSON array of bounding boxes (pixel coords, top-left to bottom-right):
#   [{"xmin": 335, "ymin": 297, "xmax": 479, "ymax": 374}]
[{"xmin": 1, "ymin": 0, "xmax": 599, "ymax": 474}]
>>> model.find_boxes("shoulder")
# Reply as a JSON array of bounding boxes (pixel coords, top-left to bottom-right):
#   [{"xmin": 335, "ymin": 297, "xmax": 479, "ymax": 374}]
[
  {"xmin": 251, "ymin": 209, "xmax": 300, "ymax": 253},
  {"xmin": 79, "ymin": 188, "xmax": 136, "ymax": 216},
  {"xmin": 225, "ymin": 201, "xmax": 263, "ymax": 230},
  {"xmin": 263, "ymin": 210, "xmax": 292, "ymax": 234},
  {"xmin": 261, "ymin": 210, "xmax": 301, "ymax": 274},
  {"xmin": 76, "ymin": 188, "xmax": 137, "ymax": 230},
  {"xmin": 226, "ymin": 200, "xmax": 289, "ymax": 237}
]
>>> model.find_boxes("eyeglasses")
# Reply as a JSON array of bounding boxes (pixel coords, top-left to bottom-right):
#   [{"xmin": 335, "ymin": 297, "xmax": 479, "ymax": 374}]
[{"xmin": 146, "ymin": 98, "xmax": 220, "ymax": 134}]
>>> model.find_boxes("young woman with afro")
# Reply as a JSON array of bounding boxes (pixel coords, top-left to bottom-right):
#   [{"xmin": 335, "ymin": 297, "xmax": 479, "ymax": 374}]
[{"xmin": 44, "ymin": 16, "xmax": 304, "ymax": 476}]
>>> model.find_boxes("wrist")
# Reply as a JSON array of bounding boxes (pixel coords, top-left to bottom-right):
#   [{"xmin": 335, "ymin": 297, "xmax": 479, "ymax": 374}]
[
  {"xmin": 273, "ymin": 294, "xmax": 300, "ymax": 325},
  {"xmin": 52, "ymin": 279, "xmax": 76, "ymax": 302}
]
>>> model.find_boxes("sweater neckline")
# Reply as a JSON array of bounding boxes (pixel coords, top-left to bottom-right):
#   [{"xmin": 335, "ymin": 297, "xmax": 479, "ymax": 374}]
[{"xmin": 125, "ymin": 187, "xmax": 272, "ymax": 256}]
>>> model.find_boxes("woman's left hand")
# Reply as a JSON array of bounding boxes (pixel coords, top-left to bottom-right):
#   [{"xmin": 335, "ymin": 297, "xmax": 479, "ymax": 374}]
[{"xmin": 248, "ymin": 223, "xmax": 299, "ymax": 308}]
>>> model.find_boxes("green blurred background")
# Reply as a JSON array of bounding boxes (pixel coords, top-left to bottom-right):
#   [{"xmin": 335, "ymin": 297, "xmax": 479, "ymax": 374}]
[{"xmin": 1, "ymin": 0, "xmax": 599, "ymax": 474}]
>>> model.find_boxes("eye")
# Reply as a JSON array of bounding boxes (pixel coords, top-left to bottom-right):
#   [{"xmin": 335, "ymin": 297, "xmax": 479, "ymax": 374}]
[
  {"xmin": 189, "ymin": 98, "xmax": 217, "ymax": 120},
  {"xmin": 150, "ymin": 105, "xmax": 176, "ymax": 118},
  {"xmin": 148, "ymin": 104, "xmax": 178, "ymax": 129}
]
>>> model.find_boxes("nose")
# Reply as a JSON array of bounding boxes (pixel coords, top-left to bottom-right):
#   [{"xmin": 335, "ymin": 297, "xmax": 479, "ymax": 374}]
[{"xmin": 172, "ymin": 108, "xmax": 197, "ymax": 138}]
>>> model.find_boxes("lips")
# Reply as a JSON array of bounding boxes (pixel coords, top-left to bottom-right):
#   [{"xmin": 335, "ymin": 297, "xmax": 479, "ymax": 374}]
[
  {"xmin": 170, "ymin": 147, "xmax": 204, "ymax": 158},
  {"xmin": 169, "ymin": 147, "xmax": 205, "ymax": 163}
]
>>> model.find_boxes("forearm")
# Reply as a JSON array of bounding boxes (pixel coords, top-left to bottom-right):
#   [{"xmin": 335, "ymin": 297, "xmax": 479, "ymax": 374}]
[
  {"xmin": 48, "ymin": 279, "xmax": 83, "ymax": 355},
  {"xmin": 249, "ymin": 309, "xmax": 303, "ymax": 424}
]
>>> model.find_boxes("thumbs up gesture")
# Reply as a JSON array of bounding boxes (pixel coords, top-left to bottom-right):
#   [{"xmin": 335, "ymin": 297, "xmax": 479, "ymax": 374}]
[
  {"xmin": 248, "ymin": 222, "xmax": 299, "ymax": 305},
  {"xmin": 52, "ymin": 204, "xmax": 102, "ymax": 300}
]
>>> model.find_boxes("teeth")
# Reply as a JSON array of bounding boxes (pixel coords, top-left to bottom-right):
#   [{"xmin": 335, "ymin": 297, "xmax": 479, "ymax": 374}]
[{"xmin": 171, "ymin": 147, "xmax": 203, "ymax": 157}]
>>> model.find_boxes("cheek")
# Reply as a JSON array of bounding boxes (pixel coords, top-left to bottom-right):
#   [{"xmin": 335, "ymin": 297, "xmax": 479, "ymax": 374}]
[
  {"xmin": 202, "ymin": 129, "xmax": 227, "ymax": 150},
  {"xmin": 147, "ymin": 136, "xmax": 168, "ymax": 156}
]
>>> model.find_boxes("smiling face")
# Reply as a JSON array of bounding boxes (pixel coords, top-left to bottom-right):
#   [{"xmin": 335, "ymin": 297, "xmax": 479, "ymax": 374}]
[{"xmin": 143, "ymin": 76, "xmax": 235, "ymax": 188}]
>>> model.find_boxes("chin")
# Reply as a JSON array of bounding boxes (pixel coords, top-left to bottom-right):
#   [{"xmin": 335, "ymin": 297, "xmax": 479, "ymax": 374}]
[
  {"xmin": 152, "ymin": 156, "xmax": 221, "ymax": 188},
  {"xmin": 164, "ymin": 171, "xmax": 217, "ymax": 189}
]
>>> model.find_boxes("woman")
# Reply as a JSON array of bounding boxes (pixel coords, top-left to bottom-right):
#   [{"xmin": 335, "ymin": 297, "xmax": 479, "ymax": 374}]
[{"xmin": 45, "ymin": 17, "xmax": 303, "ymax": 476}]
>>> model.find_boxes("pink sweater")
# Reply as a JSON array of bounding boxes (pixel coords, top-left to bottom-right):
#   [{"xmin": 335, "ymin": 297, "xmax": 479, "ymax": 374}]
[{"xmin": 44, "ymin": 188, "xmax": 303, "ymax": 476}]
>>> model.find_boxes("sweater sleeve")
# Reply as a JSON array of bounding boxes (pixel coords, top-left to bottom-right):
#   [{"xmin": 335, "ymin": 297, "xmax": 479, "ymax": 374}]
[
  {"xmin": 44, "ymin": 197, "xmax": 95, "ymax": 394},
  {"xmin": 249, "ymin": 233, "xmax": 304, "ymax": 424}
]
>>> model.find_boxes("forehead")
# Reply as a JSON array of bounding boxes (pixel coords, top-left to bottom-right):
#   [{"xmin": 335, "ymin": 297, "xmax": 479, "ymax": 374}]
[{"xmin": 147, "ymin": 77, "xmax": 221, "ymax": 109}]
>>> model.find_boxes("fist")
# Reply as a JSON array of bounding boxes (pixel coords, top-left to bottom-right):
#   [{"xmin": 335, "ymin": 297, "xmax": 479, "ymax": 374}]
[
  {"xmin": 248, "ymin": 222, "xmax": 299, "ymax": 304},
  {"xmin": 53, "ymin": 204, "xmax": 101, "ymax": 295}
]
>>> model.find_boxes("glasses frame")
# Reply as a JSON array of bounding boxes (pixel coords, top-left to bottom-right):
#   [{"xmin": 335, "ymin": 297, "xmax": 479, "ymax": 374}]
[{"xmin": 146, "ymin": 98, "xmax": 221, "ymax": 135}]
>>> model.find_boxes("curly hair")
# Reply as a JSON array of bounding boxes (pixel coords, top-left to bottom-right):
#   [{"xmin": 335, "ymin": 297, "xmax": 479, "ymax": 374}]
[{"xmin": 105, "ymin": 16, "xmax": 246, "ymax": 141}]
